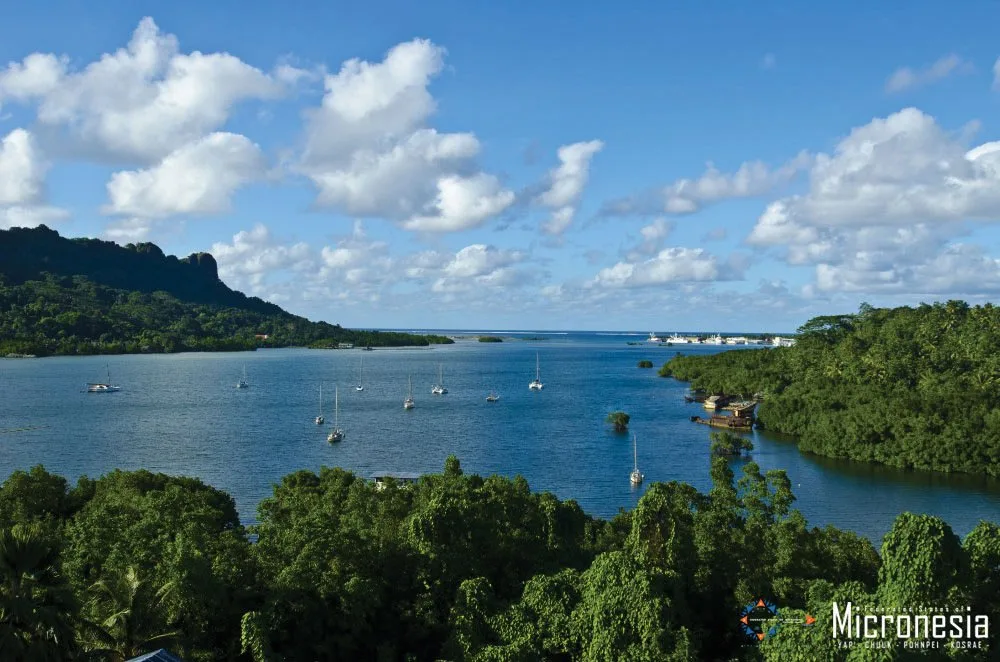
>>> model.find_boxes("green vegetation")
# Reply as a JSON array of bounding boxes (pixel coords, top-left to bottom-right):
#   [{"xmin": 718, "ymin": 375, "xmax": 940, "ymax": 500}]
[
  {"xmin": 605, "ymin": 411, "xmax": 630, "ymax": 432},
  {"xmin": 710, "ymin": 431, "xmax": 753, "ymax": 456},
  {"xmin": 0, "ymin": 226, "xmax": 451, "ymax": 356},
  {"xmin": 478, "ymin": 336, "xmax": 503, "ymax": 343},
  {"xmin": 661, "ymin": 301, "xmax": 1000, "ymax": 477},
  {"xmin": 0, "ymin": 460, "xmax": 995, "ymax": 660},
  {"xmin": 637, "ymin": 360, "xmax": 654, "ymax": 368}
]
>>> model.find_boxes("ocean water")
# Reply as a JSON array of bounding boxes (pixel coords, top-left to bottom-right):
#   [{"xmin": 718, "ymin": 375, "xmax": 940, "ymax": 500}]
[{"xmin": 2, "ymin": 332, "xmax": 999, "ymax": 544}]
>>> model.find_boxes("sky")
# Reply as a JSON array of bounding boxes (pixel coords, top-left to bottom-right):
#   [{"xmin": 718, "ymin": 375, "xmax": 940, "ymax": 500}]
[{"xmin": 2, "ymin": 1, "xmax": 1000, "ymax": 331}]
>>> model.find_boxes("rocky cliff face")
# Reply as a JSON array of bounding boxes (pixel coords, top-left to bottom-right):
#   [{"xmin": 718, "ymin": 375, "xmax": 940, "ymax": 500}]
[{"xmin": 0, "ymin": 225, "xmax": 282, "ymax": 315}]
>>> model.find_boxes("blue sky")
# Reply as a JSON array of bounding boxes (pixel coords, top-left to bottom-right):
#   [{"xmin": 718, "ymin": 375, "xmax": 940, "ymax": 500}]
[{"xmin": 2, "ymin": 1, "xmax": 1000, "ymax": 330}]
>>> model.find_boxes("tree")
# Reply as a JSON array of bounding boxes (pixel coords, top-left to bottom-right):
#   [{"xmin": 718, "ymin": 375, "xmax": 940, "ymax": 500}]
[
  {"xmin": 0, "ymin": 524, "xmax": 78, "ymax": 660},
  {"xmin": 80, "ymin": 566, "xmax": 178, "ymax": 662},
  {"xmin": 605, "ymin": 412, "xmax": 630, "ymax": 432}
]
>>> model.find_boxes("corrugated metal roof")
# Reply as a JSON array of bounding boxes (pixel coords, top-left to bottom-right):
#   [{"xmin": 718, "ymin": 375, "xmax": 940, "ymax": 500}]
[{"xmin": 126, "ymin": 649, "xmax": 184, "ymax": 662}]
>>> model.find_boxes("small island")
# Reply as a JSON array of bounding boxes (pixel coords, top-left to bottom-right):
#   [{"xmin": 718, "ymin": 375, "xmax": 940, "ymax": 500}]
[
  {"xmin": 637, "ymin": 360, "xmax": 654, "ymax": 368},
  {"xmin": 478, "ymin": 336, "xmax": 504, "ymax": 343},
  {"xmin": 605, "ymin": 411, "xmax": 630, "ymax": 432},
  {"xmin": 710, "ymin": 431, "xmax": 753, "ymax": 457}
]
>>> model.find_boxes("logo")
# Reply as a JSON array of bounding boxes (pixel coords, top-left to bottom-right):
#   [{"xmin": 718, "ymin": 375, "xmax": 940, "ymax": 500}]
[
  {"xmin": 740, "ymin": 597, "xmax": 816, "ymax": 643},
  {"xmin": 832, "ymin": 602, "xmax": 990, "ymax": 651}
]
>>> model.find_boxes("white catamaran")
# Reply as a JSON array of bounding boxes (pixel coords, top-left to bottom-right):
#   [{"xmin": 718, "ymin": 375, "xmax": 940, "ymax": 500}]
[
  {"xmin": 328, "ymin": 386, "xmax": 344, "ymax": 443},
  {"xmin": 356, "ymin": 356, "xmax": 365, "ymax": 392},
  {"xmin": 236, "ymin": 364, "xmax": 249, "ymax": 389},
  {"xmin": 529, "ymin": 353, "xmax": 544, "ymax": 390},
  {"xmin": 314, "ymin": 385, "xmax": 325, "ymax": 425},
  {"xmin": 630, "ymin": 433, "xmax": 644, "ymax": 486},
  {"xmin": 87, "ymin": 364, "xmax": 121, "ymax": 393},
  {"xmin": 404, "ymin": 376, "xmax": 415, "ymax": 409},
  {"xmin": 431, "ymin": 364, "xmax": 448, "ymax": 395}
]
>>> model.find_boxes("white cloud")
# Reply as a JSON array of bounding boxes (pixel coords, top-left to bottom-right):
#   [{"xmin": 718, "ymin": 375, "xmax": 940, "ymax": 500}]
[
  {"xmin": 0, "ymin": 128, "xmax": 68, "ymax": 228},
  {"xmin": 886, "ymin": 54, "xmax": 972, "ymax": 94},
  {"xmin": 746, "ymin": 107, "xmax": 1000, "ymax": 296},
  {"xmin": 589, "ymin": 247, "xmax": 744, "ymax": 289},
  {"xmin": 0, "ymin": 17, "xmax": 301, "ymax": 163},
  {"xmin": 104, "ymin": 132, "xmax": 266, "ymax": 219},
  {"xmin": 535, "ymin": 140, "xmax": 603, "ymax": 235},
  {"xmin": 0, "ymin": 128, "xmax": 46, "ymax": 205},
  {"xmin": 601, "ymin": 151, "xmax": 811, "ymax": 217},
  {"xmin": 0, "ymin": 205, "xmax": 69, "ymax": 230},
  {"xmin": 299, "ymin": 39, "xmax": 514, "ymax": 232},
  {"xmin": 623, "ymin": 218, "xmax": 673, "ymax": 261},
  {"xmin": 212, "ymin": 224, "xmax": 317, "ymax": 292},
  {"xmin": 402, "ymin": 174, "xmax": 515, "ymax": 232}
]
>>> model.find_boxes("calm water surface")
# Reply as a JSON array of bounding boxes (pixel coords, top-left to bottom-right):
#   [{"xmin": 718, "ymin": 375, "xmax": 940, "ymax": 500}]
[{"xmin": 2, "ymin": 332, "xmax": 999, "ymax": 545}]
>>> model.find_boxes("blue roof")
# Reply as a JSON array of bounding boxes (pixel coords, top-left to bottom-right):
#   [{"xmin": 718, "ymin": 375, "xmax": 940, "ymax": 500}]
[{"xmin": 126, "ymin": 650, "xmax": 184, "ymax": 662}]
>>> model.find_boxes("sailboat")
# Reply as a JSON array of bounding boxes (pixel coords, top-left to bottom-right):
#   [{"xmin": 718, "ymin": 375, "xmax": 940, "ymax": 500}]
[
  {"xmin": 328, "ymin": 386, "xmax": 344, "ymax": 443},
  {"xmin": 356, "ymin": 356, "xmax": 365, "ymax": 392},
  {"xmin": 528, "ymin": 353, "xmax": 544, "ymax": 390},
  {"xmin": 236, "ymin": 364, "xmax": 249, "ymax": 389},
  {"xmin": 314, "ymin": 385, "xmax": 325, "ymax": 425},
  {"xmin": 404, "ymin": 376, "xmax": 415, "ymax": 409},
  {"xmin": 87, "ymin": 364, "xmax": 121, "ymax": 393},
  {"xmin": 630, "ymin": 433, "xmax": 644, "ymax": 486},
  {"xmin": 431, "ymin": 363, "xmax": 448, "ymax": 394},
  {"xmin": 486, "ymin": 388, "xmax": 500, "ymax": 402}
]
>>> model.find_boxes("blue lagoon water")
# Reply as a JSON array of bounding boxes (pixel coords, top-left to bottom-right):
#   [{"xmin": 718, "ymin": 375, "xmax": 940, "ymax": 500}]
[{"xmin": 2, "ymin": 332, "xmax": 999, "ymax": 544}]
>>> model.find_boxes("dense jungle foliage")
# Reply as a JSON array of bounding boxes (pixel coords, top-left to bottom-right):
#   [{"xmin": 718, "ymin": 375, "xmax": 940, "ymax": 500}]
[
  {"xmin": 0, "ymin": 459, "xmax": 995, "ymax": 660},
  {"xmin": 0, "ymin": 226, "xmax": 451, "ymax": 356},
  {"xmin": 660, "ymin": 301, "xmax": 1000, "ymax": 477}
]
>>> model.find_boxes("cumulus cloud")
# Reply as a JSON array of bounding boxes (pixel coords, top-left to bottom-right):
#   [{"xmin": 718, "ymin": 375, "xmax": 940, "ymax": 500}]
[
  {"xmin": 746, "ymin": 107, "xmax": 1000, "ymax": 296},
  {"xmin": 534, "ymin": 140, "xmax": 603, "ymax": 235},
  {"xmin": 601, "ymin": 151, "xmax": 811, "ymax": 217},
  {"xmin": 622, "ymin": 218, "xmax": 673, "ymax": 261},
  {"xmin": 885, "ymin": 54, "xmax": 972, "ymax": 94},
  {"xmin": 299, "ymin": 39, "xmax": 514, "ymax": 232},
  {"xmin": 0, "ymin": 128, "xmax": 68, "ymax": 228},
  {"xmin": 589, "ymin": 247, "xmax": 745, "ymax": 289},
  {"xmin": 0, "ymin": 17, "xmax": 301, "ymax": 163},
  {"xmin": 104, "ymin": 132, "xmax": 266, "ymax": 219}
]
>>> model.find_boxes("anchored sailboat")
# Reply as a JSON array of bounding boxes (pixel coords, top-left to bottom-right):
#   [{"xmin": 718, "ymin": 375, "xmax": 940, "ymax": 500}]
[
  {"xmin": 431, "ymin": 364, "xmax": 448, "ymax": 394},
  {"xmin": 314, "ymin": 385, "xmax": 325, "ymax": 425},
  {"xmin": 486, "ymin": 388, "xmax": 500, "ymax": 402},
  {"xmin": 236, "ymin": 364, "xmax": 249, "ymax": 389},
  {"xmin": 404, "ymin": 375, "xmax": 415, "ymax": 409},
  {"xmin": 87, "ymin": 364, "xmax": 121, "ymax": 393},
  {"xmin": 356, "ymin": 356, "xmax": 365, "ymax": 392},
  {"xmin": 529, "ymin": 353, "xmax": 544, "ymax": 390},
  {"xmin": 630, "ymin": 433, "xmax": 644, "ymax": 486},
  {"xmin": 328, "ymin": 386, "xmax": 344, "ymax": 443}
]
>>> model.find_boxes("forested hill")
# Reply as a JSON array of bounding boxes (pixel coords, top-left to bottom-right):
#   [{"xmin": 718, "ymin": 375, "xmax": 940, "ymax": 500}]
[
  {"xmin": 0, "ymin": 225, "xmax": 452, "ymax": 356},
  {"xmin": 660, "ymin": 301, "xmax": 1000, "ymax": 477},
  {"xmin": 0, "ymin": 225, "xmax": 281, "ymax": 314}
]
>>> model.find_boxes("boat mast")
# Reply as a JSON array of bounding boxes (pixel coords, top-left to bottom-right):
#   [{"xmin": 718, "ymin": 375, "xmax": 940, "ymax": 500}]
[
  {"xmin": 535, "ymin": 353, "xmax": 540, "ymax": 380},
  {"xmin": 633, "ymin": 434, "xmax": 639, "ymax": 472},
  {"xmin": 335, "ymin": 386, "xmax": 339, "ymax": 427},
  {"xmin": 319, "ymin": 384, "xmax": 323, "ymax": 416}
]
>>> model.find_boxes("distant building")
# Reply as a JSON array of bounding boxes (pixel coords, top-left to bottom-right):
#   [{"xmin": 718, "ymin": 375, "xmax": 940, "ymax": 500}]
[
  {"xmin": 255, "ymin": 334, "xmax": 269, "ymax": 340},
  {"xmin": 371, "ymin": 472, "xmax": 421, "ymax": 490},
  {"xmin": 338, "ymin": 342, "xmax": 354, "ymax": 349}
]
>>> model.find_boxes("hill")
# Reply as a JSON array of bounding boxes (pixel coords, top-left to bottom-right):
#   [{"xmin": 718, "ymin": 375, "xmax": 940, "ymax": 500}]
[
  {"xmin": 0, "ymin": 225, "xmax": 451, "ymax": 356},
  {"xmin": 659, "ymin": 301, "xmax": 1000, "ymax": 477}
]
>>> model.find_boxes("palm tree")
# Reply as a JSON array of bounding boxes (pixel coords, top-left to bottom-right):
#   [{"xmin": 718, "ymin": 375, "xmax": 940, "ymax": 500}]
[
  {"xmin": 0, "ymin": 524, "xmax": 78, "ymax": 661},
  {"xmin": 80, "ymin": 566, "xmax": 178, "ymax": 662}
]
